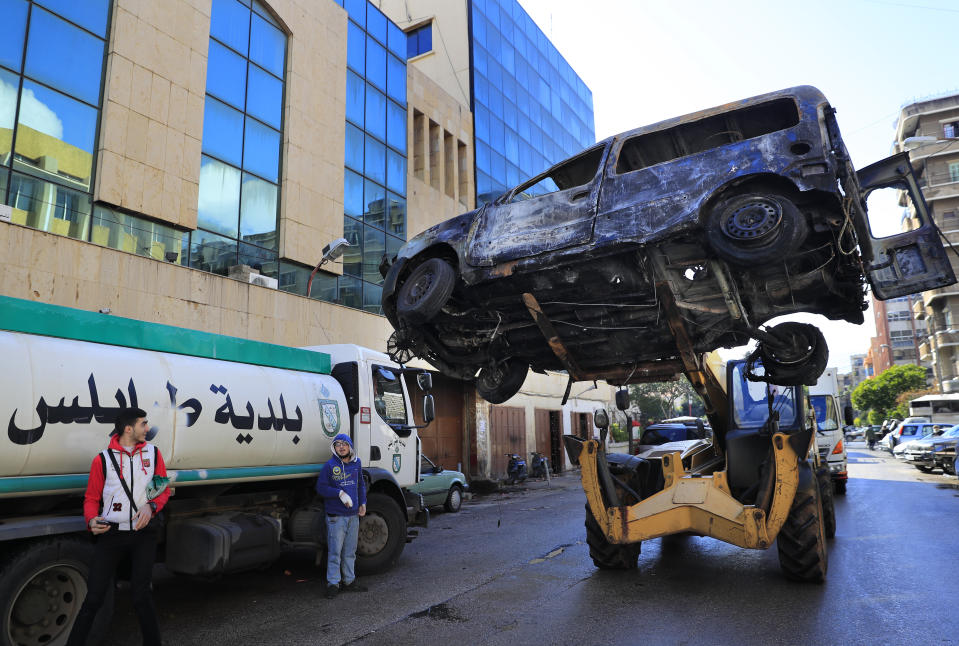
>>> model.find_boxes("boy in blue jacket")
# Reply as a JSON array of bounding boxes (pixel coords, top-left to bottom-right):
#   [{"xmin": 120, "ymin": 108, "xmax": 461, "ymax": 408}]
[{"xmin": 316, "ymin": 433, "xmax": 367, "ymax": 598}]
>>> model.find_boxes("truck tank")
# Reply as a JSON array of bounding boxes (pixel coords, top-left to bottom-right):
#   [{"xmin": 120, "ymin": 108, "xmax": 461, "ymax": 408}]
[{"xmin": 0, "ymin": 305, "xmax": 348, "ymax": 498}]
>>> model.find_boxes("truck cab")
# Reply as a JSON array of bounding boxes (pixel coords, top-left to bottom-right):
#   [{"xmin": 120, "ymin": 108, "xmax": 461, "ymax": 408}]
[{"xmin": 808, "ymin": 368, "xmax": 849, "ymax": 495}]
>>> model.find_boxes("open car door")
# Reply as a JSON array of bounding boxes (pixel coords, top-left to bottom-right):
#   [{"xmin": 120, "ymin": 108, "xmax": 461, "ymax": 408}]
[{"xmin": 859, "ymin": 152, "xmax": 956, "ymax": 300}]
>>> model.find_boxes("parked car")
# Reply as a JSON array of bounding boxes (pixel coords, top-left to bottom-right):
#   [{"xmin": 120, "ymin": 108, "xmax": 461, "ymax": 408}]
[
  {"xmin": 844, "ymin": 425, "xmax": 863, "ymax": 441},
  {"xmin": 407, "ymin": 455, "xmax": 468, "ymax": 513},
  {"xmin": 634, "ymin": 422, "xmax": 711, "ymax": 456},
  {"xmin": 886, "ymin": 422, "xmax": 941, "ymax": 454},
  {"xmin": 902, "ymin": 424, "xmax": 959, "ymax": 473},
  {"xmin": 381, "ymin": 86, "xmax": 954, "ymax": 403}
]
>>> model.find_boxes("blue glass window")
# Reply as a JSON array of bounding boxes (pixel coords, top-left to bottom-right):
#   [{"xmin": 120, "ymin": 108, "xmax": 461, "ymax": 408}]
[
  {"xmin": 24, "ymin": 7, "xmax": 104, "ymax": 106},
  {"xmin": 243, "ymin": 118, "xmax": 280, "ymax": 182},
  {"xmin": 345, "ymin": 123, "xmax": 364, "ymax": 172},
  {"xmin": 197, "ymin": 0, "xmax": 287, "ymax": 273},
  {"xmin": 239, "ymin": 172, "xmax": 278, "ymax": 247},
  {"xmin": 386, "ymin": 53, "xmax": 405, "ymax": 104},
  {"xmin": 250, "ymin": 13, "xmax": 285, "ymax": 77},
  {"xmin": 210, "ymin": 0, "xmax": 250, "ymax": 54},
  {"xmin": 386, "ymin": 99, "xmax": 405, "ymax": 153},
  {"xmin": 364, "ymin": 85, "xmax": 386, "ymax": 141},
  {"xmin": 364, "ymin": 136, "xmax": 386, "ymax": 185},
  {"xmin": 35, "ymin": 0, "xmax": 110, "ymax": 37},
  {"xmin": 363, "ymin": 225, "xmax": 385, "ymax": 284},
  {"xmin": 366, "ymin": 38, "xmax": 386, "ymax": 91},
  {"xmin": 344, "ymin": 0, "xmax": 366, "ymax": 28},
  {"xmin": 347, "ymin": 22, "xmax": 365, "ymax": 73},
  {"xmin": 407, "ymin": 24, "xmax": 432, "ymax": 59},
  {"xmin": 344, "ymin": 169, "xmax": 363, "ymax": 218},
  {"xmin": 206, "ymin": 40, "xmax": 247, "ymax": 109},
  {"xmin": 0, "ymin": 0, "xmax": 28, "ymax": 71},
  {"xmin": 386, "ymin": 148, "xmax": 404, "ymax": 195},
  {"xmin": 198, "ymin": 155, "xmax": 241, "ymax": 237},
  {"xmin": 202, "ymin": 96, "xmax": 244, "ymax": 166},
  {"xmin": 367, "ymin": 5, "xmax": 387, "ymax": 45},
  {"xmin": 385, "ymin": 193, "xmax": 405, "ymax": 238},
  {"xmin": 343, "ymin": 216, "xmax": 362, "ymax": 276},
  {"xmin": 363, "ymin": 178, "xmax": 385, "ymax": 228},
  {"xmin": 387, "ymin": 21, "xmax": 405, "ymax": 58},
  {"xmin": 346, "ymin": 70, "xmax": 364, "ymax": 127},
  {"xmin": 0, "ymin": 68, "xmax": 18, "ymax": 165},
  {"xmin": 246, "ymin": 64, "xmax": 282, "ymax": 128}
]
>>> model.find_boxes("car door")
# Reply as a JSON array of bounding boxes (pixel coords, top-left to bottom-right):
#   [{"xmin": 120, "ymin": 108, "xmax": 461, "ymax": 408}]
[
  {"xmin": 465, "ymin": 143, "xmax": 609, "ymax": 267},
  {"xmin": 858, "ymin": 152, "xmax": 957, "ymax": 299}
]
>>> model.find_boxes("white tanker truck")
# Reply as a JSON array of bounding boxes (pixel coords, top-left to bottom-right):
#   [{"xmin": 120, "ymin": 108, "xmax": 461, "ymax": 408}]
[{"xmin": 0, "ymin": 295, "xmax": 435, "ymax": 646}]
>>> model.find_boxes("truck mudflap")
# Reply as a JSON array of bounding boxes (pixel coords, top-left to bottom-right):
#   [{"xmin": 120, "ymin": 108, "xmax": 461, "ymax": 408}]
[
  {"xmin": 405, "ymin": 489, "xmax": 429, "ymax": 530},
  {"xmin": 570, "ymin": 433, "xmax": 801, "ymax": 550}
]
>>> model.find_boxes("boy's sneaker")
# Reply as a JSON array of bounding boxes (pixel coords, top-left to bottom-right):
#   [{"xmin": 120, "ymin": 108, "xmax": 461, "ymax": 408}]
[
  {"xmin": 325, "ymin": 584, "xmax": 339, "ymax": 599},
  {"xmin": 340, "ymin": 581, "xmax": 368, "ymax": 593}
]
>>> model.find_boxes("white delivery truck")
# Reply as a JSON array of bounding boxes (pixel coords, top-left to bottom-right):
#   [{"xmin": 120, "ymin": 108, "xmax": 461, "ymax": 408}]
[
  {"xmin": 808, "ymin": 367, "xmax": 851, "ymax": 494},
  {"xmin": 0, "ymin": 295, "xmax": 434, "ymax": 646}
]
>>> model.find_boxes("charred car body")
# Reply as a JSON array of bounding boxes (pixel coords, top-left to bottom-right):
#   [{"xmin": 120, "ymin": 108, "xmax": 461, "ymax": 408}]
[{"xmin": 382, "ymin": 86, "xmax": 955, "ymax": 403}]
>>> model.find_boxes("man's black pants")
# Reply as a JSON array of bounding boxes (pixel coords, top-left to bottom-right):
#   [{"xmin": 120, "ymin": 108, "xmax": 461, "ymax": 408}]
[{"xmin": 67, "ymin": 524, "xmax": 161, "ymax": 646}]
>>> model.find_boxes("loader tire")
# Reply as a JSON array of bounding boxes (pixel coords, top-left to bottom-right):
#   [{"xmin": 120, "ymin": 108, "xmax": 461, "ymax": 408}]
[
  {"xmin": 585, "ymin": 505, "xmax": 641, "ymax": 570},
  {"xmin": 816, "ymin": 467, "xmax": 836, "ymax": 539},
  {"xmin": 777, "ymin": 466, "xmax": 828, "ymax": 582}
]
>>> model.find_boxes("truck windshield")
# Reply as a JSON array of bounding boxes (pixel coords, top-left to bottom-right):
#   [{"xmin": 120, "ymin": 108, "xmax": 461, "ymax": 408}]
[
  {"xmin": 730, "ymin": 361, "xmax": 799, "ymax": 430},
  {"xmin": 372, "ymin": 366, "xmax": 408, "ymax": 426},
  {"xmin": 809, "ymin": 395, "xmax": 838, "ymax": 431}
]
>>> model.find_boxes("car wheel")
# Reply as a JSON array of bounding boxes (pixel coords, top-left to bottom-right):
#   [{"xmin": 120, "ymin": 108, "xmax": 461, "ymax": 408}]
[
  {"xmin": 755, "ymin": 322, "xmax": 828, "ymax": 387},
  {"xmin": 476, "ymin": 359, "xmax": 528, "ymax": 404},
  {"xmin": 444, "ymin": 485, "xmax": 463, "ymax": 513},
  {"xmin": 706, "ymin": 192, "xmax": 808, "ymax": 265},
  {"xmin": 395, "ymin": 258, "xmax": 456, "ymax": 324},
  {"xmin": 916, "ymin": 465, "xmax": 933, "ymax": 473}
]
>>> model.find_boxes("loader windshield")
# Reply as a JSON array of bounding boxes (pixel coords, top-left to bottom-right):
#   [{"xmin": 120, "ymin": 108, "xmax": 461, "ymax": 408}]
[{"xmin": 730, "ymin": 361, "xmax": 800, "ymax": 430}]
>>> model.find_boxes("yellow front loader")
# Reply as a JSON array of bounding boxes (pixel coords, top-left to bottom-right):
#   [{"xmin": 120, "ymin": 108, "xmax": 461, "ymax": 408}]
[{"xmin": 565, "ymin": 357, "xmax": 830, "ymax": 582}]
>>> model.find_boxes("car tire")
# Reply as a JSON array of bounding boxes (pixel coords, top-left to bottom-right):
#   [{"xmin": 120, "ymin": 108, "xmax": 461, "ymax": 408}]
[
  {"xmin": 706, "ymin": 192, "xmax": 808, "ymax": 265},
  {"xmin": 0, "ymin": 538, "xmax": 114, "ymax": 646},
  {"xmin": 395, "ymin": 258, "xmax": 456, "ymax": 324},
  {"xmin": 916, "ymin": 465, "xmax": 933, "ymax": 473},
  {"xmin": 444, "ymin": 485, "xmax": 463, "ymax": 513},
  {"xmin": 585, "ymin": 504, "xmax": 641, "ymax": 570},
  {"xmin": 777, "ymin": 463, "xmax": 828, "ymax": 582},
  {"xmin": 757, "ymin": 322, "xmax": 828, "ymax": 387},
  {"xmin": 476, "ymin": 359, "xmax": 528, "ymax": 404}
]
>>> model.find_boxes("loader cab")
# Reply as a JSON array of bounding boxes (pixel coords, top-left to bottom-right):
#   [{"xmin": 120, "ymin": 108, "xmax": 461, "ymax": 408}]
[{"xmin": 725, "ymin": 359, "xmax": 804, "ymax": 502}]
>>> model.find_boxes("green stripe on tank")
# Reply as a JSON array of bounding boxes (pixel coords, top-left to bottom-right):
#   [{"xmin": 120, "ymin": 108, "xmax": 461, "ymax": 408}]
[
  {"xmin": 0, "ymin": 295, "xmax": 330, "ymax": 374},
  {"xmin": 0, "ymin": 464, "xmax": 326, "ymax": 495}
]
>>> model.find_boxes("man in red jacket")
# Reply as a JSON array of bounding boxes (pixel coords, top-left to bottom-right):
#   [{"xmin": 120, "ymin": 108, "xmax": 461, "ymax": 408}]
[{"xmin": 67, "ymin": 407, "xmax": 170, "ymax": 646}]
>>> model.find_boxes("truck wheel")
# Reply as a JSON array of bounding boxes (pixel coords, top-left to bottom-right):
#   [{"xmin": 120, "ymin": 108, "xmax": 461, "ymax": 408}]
[
  {"xmin": 476, "ymin": 359, "xmax": 528, "ymax": 404},
  {"xmin": 0, "ymin": 538, "xmax": 113, "ymax": 646},
  {"xmin": 816, "ymin": 467, "xmax": 836, "ymax": 539},
  {"xmin": 833, "ymin": 479, "xmax": 847, "ymax": 495},
  {"xmin": 395, "ymin": 258, "xmax": 456, "ymax": 324},
  {"xmin": 777, "ymin": 466, "xmax": 828, "ymax": 582},
  {"xmin": 706, "ymin": 192, "xmax": 808, "ymax": 265},
  {"xmin": 355, "ymin": 492, "xmax": 406, "ymax": 575},
  {"xmin": 585, "ymin": 505, "xmax": 641, "ymax": 570},
  {"xmin": 444, "ymin": 485, "xmax": 463, "ymax": 513}
]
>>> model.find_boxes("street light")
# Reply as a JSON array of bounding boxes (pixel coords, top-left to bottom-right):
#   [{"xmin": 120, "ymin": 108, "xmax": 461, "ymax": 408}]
[{"xmin": 306, "ymin": 237, "xmax": 350, "ymax": 298}]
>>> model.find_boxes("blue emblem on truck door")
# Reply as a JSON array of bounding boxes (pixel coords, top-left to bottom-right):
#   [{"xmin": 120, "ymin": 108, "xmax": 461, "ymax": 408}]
[
  {"xmin": 318, "ymin": 400, "xmax": 340, "ymax": 437},
  {"xmin": 392, "ymin": 454, "xmax": 401, "ymax": 473}
]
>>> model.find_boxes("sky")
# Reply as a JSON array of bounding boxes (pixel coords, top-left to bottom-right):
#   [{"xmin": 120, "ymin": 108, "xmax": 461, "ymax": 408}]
[{"xmin": 517, "ymin": 0, "xmax": 959, "ymax": 372}]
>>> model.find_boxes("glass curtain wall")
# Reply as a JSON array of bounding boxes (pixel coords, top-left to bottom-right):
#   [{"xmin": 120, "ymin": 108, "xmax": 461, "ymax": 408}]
[
  {"xmin": 192, "ymin": 0, "xmax": 287, "ymax": 278},
  {"xmin": 299, "ymin": 0, "xmax": 406, "ymax": 315},
  {"xmin": 1, "ymin": 0, "xmax": 111, "ymax": 239},
  {"xmin": 469, "ymin": 0, "xmax": 594, "ymax": 204}
]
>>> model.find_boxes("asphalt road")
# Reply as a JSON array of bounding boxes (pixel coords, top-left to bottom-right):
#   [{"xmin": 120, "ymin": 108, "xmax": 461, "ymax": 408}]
[{"xmin": 103, "ymin": 443, "xmax": 959, "ymax": 646}]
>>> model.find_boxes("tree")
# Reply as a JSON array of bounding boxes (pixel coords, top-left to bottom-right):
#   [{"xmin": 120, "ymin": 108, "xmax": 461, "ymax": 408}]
[
  {"xmin": 628, "ymin": 378, "xmax": 701, "ymax": 420},
  {"xmin": 851, "ymin": 364, "xmax": 927, "ymax": 421}
]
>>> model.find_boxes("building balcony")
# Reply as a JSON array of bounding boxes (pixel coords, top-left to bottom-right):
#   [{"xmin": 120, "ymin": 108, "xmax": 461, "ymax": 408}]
[
  {"xmin": 913, "ymin": 298, "xmax": 927, "ymax": 319},
  {"xmin": 919, "ymin": 340, "xmax": 932, "ymax": 361},
  {"xmin": 923, "ymin": 286, "xmax": 959, "ymax": 307}
]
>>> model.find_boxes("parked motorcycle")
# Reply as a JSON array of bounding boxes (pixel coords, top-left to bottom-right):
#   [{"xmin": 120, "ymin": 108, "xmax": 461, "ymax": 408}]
[
  {"xmin": 529, "ymin": 451, "xmax": 550, "ymax": 483},
  {"xmin": 505, "ymin": 453, "xmax": 528, "ymax": 485}
]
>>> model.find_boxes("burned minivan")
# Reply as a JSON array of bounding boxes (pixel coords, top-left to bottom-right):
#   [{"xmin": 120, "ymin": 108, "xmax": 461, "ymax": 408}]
[{"xmin": 381, "ymin": 86, "xmax": 956, "ymax": 403}]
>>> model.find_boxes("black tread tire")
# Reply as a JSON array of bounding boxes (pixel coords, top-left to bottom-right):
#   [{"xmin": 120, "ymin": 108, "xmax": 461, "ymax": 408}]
[
  {"xmin": 355, "ymin": 492, "xmax": 406, "ymax": 575},
  {"xmin": 777, "ymin": 468, "xmax": 828, "ymax": 582},
  {"xmin": 444, "ymin": 485, "xmax": 463, "ymax": 513},
  {"xmin": 833, "ymin": 478, "xmax": 847, "ymax": 495},
  {"xmin": 706, "ymin": 192, "xmax": 808, "ymax": 265},
  {"xmin": 915, "ymin": 465, "xmax": 933, "ymax": 473},
  {"xmin": 816, "ymin": 468, "xmax": 837, "ymax": 539},
  {"xmin": 585, "ymin": 505, "xmax": 641, "ymax": 570},
  {"xmin": 760, "ymin": 322, "xmax": 828, "ymax": 387},
  {"xmin": 476, "ymin": 359, "xmax": 528, "ymax": 404},
  {"xmin": 395, "ymin": 258, "xmax": 456, "ymax": 324},
  {"xmin": 0, "ymin": 537, "xmax": 114, "ymax": 646}
]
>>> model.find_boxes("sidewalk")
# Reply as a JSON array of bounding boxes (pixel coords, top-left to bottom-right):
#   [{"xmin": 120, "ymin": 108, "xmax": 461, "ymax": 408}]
[{"xmin": 468, "ymin": 468, "xmax": 583, "ymax": 503}]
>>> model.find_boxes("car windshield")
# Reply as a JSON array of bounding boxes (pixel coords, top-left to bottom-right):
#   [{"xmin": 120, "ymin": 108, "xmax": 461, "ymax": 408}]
[
  {"xmin": 420, "ymin": 455, "xmax": 436, "ymax": 474},
  {"xmin": 641, "ymin": 426, "xmax": 687, "ymax": 444}
]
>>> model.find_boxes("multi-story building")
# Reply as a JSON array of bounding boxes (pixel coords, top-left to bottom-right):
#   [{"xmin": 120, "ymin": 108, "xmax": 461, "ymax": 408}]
[
  {"xmin": 867, "ymin": 293, "xmax": 930, "ymax": 382},
  {"xmin": 895, "ymin": 93, "xmax": 959, "ymax": 392},
  {"xmin": 0, "ymin": 0, "xmax": 611, "ymax": 482}
]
